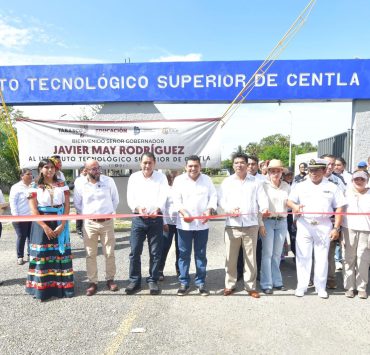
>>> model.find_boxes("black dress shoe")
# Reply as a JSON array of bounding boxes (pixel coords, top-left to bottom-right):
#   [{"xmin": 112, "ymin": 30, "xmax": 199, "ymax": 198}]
[
  {"xmin": 148, "ymin": 281, "xmax": 160, "ymax": 295},
  {"xmin": 262, "ymin": 288, "xmax": 273, "ymax": 295},
  {"xmin": 125, "ymin": 282, "xmax": 141, "ymax": 295},
  {"xmin": 274, "ymin": 285, "xmax": 287, "ymax": 291}
]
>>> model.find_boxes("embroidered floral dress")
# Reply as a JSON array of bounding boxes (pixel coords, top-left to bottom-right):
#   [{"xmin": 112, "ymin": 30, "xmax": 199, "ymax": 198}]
[{"xmin": 26, "ymin": 181, "xmax": 74, "ymax": 300}]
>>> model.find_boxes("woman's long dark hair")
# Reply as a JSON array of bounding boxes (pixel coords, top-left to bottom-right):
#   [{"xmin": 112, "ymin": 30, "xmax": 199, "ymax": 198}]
[{"xmin": 36, "ymin": 158, "xmax": 58, "ymax": 186}]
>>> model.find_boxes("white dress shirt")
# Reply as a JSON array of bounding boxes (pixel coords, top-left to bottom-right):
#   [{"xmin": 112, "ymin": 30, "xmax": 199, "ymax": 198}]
[
  {"xmin": 9, "ymin": 181, "xmax": 31, "ymax": 216},
  {"xmin": 253, "ymin": 173, "xmax": 268, "ymax": 182},
  {"xmin": 341, "ymin": 170, "xmax": 352, "ymax": 185},
  {"xmin": 127, "ymin": 170, "xmax": 168, "ymax": 214},
  {"xmin": 74, "ymin": 175, "xmax": 119, "ymax": 214},
  {"xmin": 74, "ymin": 174, "xmax": 87, "ymax": 190},
  {"xmin": 218, "ymin": 174, "xmax": 269, "ymax": 227},
  {"xmin": 173, "ymin": 173, "xmax": 217, "ymax": 231},
  {"xmin": 289, "ymin": 177, "xmax": 345, "ymax": 221}
]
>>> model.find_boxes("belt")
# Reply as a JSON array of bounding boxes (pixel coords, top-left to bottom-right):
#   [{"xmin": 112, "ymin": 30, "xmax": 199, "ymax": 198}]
[
  {"xmin": 38, "ymin": 205, "xmax": 63, "ymax": 215},
  {"xmin": 267, "ymin": 216, "xmax": 285, "ymax": 221},
  {"xmin": 90, "ymin": 218, "xmax": 110, "ymax": 223},
  {"xmin": 309, "ymin": 220, "xmax": 319, "ymax": 225}
]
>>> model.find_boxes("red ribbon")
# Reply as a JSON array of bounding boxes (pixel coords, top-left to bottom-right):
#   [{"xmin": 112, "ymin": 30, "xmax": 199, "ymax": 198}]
[{"xmin": 1, "ymin": 210, "xmax": 369, "ymax": 223}]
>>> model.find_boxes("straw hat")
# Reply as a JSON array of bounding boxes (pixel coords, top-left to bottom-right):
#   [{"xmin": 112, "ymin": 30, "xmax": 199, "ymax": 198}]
[{"xmin": 267, "ymin": 159, "xmax": 284, "ymax": 170}]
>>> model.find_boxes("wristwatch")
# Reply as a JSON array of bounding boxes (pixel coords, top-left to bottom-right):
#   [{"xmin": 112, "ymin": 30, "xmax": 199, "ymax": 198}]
[{"xmin": 333, "ymin": 227, "xmax": 341, "ymax": 233}]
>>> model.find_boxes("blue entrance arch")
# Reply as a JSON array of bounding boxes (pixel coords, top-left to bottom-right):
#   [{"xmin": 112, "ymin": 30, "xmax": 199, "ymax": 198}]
[{"xmin": 0, "ymin": 59, "xmax": 369, "ymax": 104}]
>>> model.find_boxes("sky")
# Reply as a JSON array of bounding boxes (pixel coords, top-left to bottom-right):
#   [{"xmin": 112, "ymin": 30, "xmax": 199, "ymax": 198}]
[{"xmin": 1, "ymin": 0, "xmax": 369, "ymax": 159}]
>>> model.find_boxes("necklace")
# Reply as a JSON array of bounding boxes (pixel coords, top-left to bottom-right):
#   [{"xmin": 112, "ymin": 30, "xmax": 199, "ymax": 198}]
[{"xmin": 44, "ymin": 183, "xmax": 55, "ymax": 206}]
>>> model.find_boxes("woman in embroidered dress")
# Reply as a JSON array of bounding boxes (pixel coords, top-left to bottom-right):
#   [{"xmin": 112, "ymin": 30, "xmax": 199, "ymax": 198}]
[{"xmin": 26, "ymin": 158, "xmax": 74, "ymax": 300}]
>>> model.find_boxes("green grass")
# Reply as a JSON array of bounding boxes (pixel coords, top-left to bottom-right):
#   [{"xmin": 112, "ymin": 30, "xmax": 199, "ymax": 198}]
[{"xmin": 211, "ymin": 176, "xmax": 227, "ymax": 185}]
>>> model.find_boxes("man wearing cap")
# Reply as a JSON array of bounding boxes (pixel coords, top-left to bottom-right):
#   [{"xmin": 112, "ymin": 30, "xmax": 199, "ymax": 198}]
[
  {"xmin": 357, "ymin": 160, "xmax": 368, "ymax": 171},
  {"xmin": 219, "ymin": 153, "xmax": 269, "ymax": 298},
  {"xmin": 287, "ymin": 158, "xmax": 345, "ymax": 299},
  {"xmin": 74, "ymin": 159, "xmax": 120, "ymax": 296}
]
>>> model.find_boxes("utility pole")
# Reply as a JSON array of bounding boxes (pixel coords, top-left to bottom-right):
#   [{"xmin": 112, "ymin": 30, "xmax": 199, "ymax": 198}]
[{"xmin": 289, "ymin": 110, "xmax": 293, "ymax": 167}]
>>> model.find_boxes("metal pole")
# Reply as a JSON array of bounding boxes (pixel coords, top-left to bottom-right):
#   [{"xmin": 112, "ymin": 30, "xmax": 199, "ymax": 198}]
[{"xmin": 289, "ymin": 110, "xmax": 293, "ymax": 167}]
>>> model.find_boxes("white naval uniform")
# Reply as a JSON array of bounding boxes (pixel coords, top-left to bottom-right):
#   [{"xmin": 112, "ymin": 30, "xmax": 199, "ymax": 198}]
[{"xmin": 288, "ymin": 177, "xmax": 345, "ymax": 293}]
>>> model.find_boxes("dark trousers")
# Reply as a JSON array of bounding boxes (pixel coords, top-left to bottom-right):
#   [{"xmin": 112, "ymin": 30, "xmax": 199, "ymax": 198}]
[
  {"xmin": 159, "ymin": 224, "xmax": 179, "ymax": 274},
  {"xmin": 287, "ymin": 214, "xmax": 297, "ymax": 256},
  {"xmin": 76, "ymin": 219, "xmax": 83, "ymax": 234},
  {"xmin": 12, "ymin": 222, "xmax": 32, "ymax": 258},
  {"xmin": 129, "ymin": 216, "xmax": 163, "ymax": 284}
]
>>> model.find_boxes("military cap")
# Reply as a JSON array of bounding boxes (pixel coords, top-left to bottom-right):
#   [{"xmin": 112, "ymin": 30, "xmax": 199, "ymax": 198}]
[{"xmin": 307, "ymin": 158, "xmax": 328, "ymax": 169}]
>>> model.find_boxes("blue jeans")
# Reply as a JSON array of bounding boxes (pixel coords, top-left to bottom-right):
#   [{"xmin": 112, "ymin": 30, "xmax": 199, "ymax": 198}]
[
  {"xmin": 177, "ymin": 229, "xmax": 208, "ymax": 287},
  {"xmin": 260, "ymin": 219, "xmax": 287, "ymax": 290},
  {"xmin": 335, "ymin": 242, "xmax": 342, "ymax": 262},
  {"xmin": 129, "ymin": 216, "xmax": 163, "ymax": 284}
]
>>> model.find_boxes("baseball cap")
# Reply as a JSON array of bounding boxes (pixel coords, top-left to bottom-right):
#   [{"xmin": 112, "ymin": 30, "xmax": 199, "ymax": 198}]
[
  {"xmin": 357, "ymin": 161, "xmax": 368, "ymax": 168},
  {"xmin": 352, "ymin": 170, "xmax": 369, "ymax": 180}
]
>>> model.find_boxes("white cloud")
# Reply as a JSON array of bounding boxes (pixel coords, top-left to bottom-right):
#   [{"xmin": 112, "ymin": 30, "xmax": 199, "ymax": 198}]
[
  {"xmin": 149, "ymin": 53, "xmax": 202, "ymax": 62},
  {"xmin": 0, "ymin": 19, "xmax": 32, "ymax": 49},
  {"xmin": 0, "ymin": 16, "xmax": 67, "ymax": 50}
]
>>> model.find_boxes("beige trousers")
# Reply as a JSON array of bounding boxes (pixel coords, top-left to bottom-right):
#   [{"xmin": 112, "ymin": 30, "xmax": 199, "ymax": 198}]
[
  {"xmin": 224, "ymin": 226, "xmax": 259, "ymax": 291},
  {"xmin": 83, "ymin": 219, "xmax": 116, "ymax": 284},
  {"xmin": 342, "ymin": 227, "xmax": 370, "ymax": 291}
]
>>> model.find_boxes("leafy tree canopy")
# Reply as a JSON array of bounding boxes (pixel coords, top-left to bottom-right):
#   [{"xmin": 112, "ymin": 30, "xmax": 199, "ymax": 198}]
[
  {"xmin": 0, "ymin": 106, "xmax": 23, "ymax": 191},
  {"xmin": 226, "ymin": 134, "xmax": 317, "ymax": 169}
]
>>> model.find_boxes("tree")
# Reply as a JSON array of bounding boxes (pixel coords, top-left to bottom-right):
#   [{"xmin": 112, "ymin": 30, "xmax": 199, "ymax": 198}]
[
  {"xmin": 223, "ymin": 134, "xmax": 317, "ymax": 169},
  {"xmin": 0, "ymin": 105, "xmax": 23, "ymax": 191}
]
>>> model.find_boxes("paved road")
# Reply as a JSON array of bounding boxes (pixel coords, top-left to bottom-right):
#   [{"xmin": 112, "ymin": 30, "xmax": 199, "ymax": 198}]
[{"xmin": 0, "ymin": 220, "xmax": 369, "ymax": 355}]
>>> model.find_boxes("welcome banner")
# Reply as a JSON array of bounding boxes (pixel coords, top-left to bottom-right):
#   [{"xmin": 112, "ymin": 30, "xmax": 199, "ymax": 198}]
[{"xmin": 16, "ymin": 118, "xmax": 221, "ymax": 169}]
